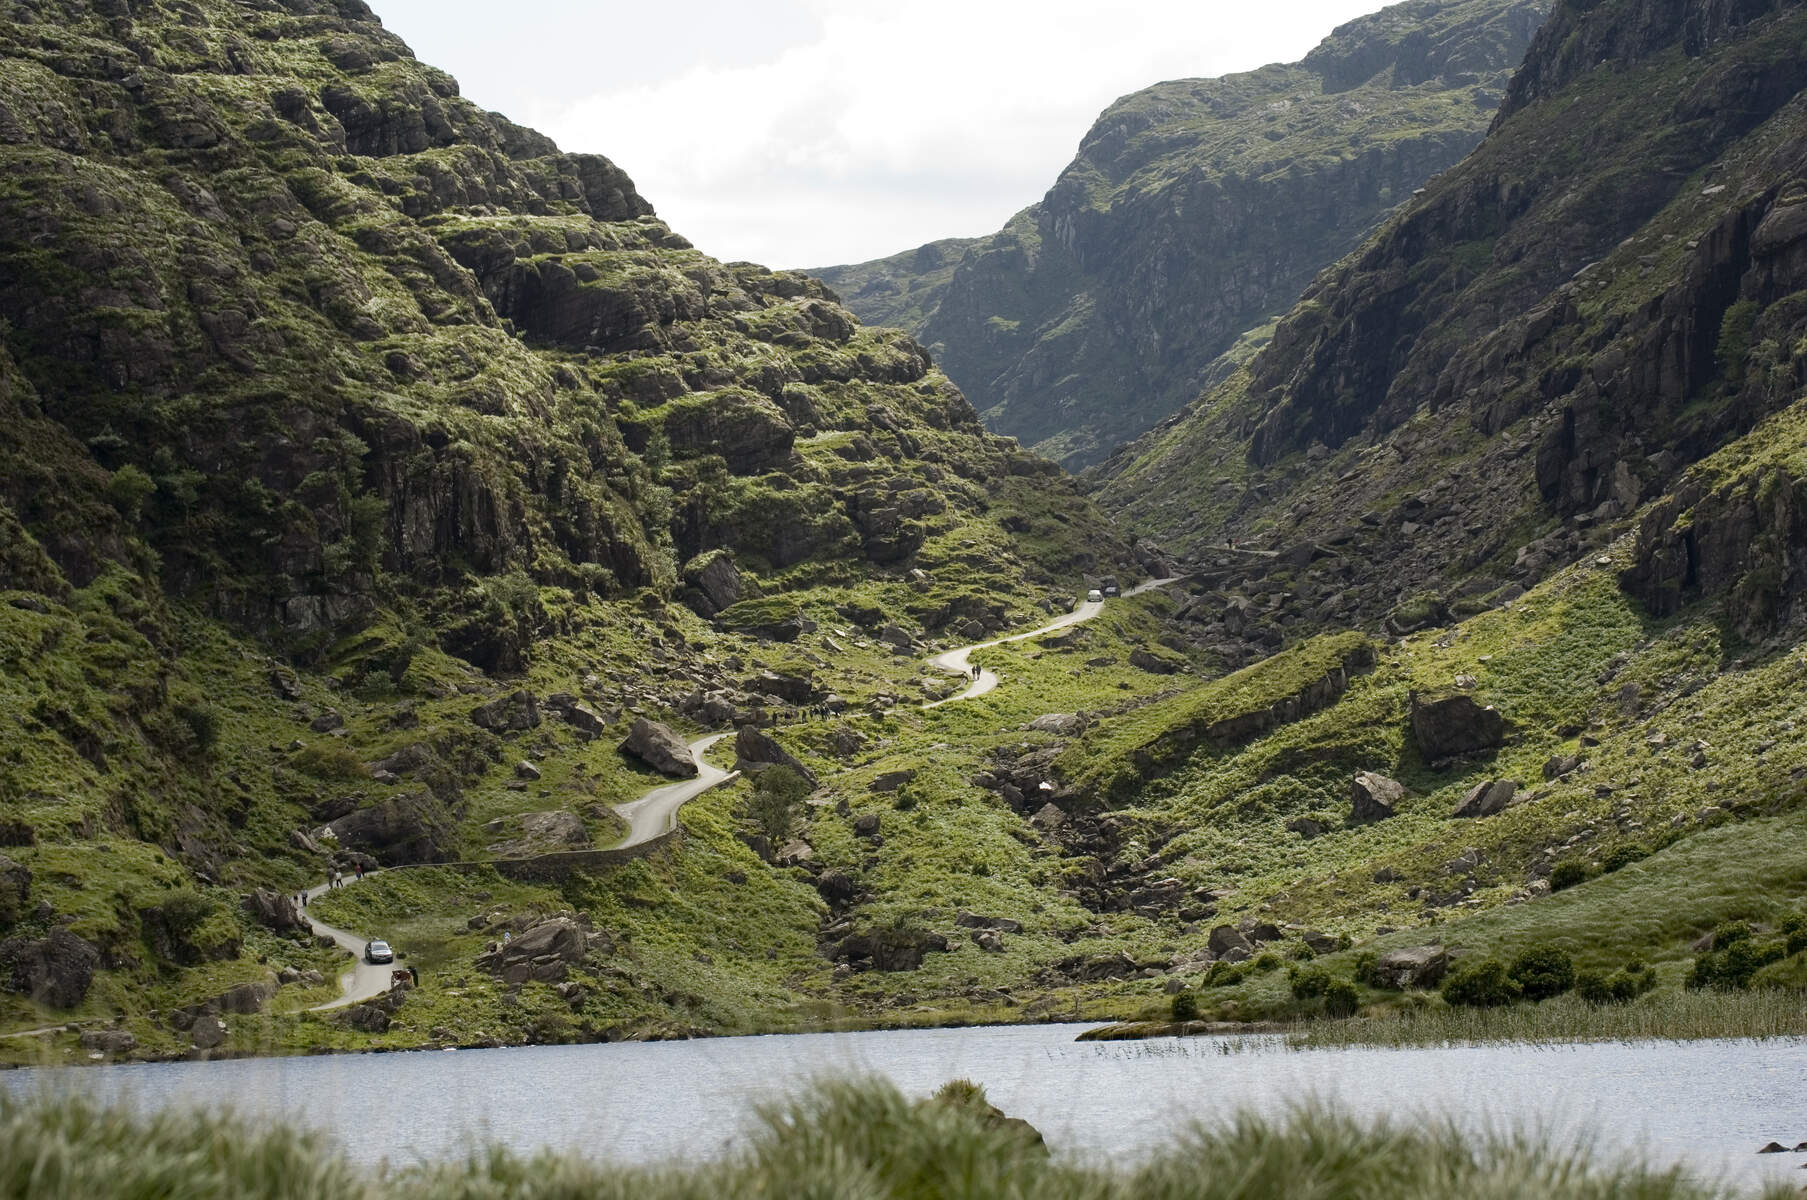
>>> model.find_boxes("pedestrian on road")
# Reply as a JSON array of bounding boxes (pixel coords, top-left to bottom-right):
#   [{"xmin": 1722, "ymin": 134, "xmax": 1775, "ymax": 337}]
[
  {"xmin": 503, "ymin": 930, "xmax": 511, "ymax": 946},
  {"xmin": 409, "ymin": 966, "xmax": 419, "ymax": 988},
  {"xmin": 355, "ymin": 863, "xmax": 364, "ymax": 881},
  {"xmin": 331, "ymin": 869, "xmax": 341, "ymax": 890}
]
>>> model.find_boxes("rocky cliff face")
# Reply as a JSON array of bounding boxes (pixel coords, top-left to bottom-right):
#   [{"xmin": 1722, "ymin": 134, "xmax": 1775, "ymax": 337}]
[
  {"xmin": 1098, "ymin": 0, "xmax": 1807, "ymax": 639},
  {"xmin": 811, "ymin": 0, "xmax": 1551, "ymax": 468}
]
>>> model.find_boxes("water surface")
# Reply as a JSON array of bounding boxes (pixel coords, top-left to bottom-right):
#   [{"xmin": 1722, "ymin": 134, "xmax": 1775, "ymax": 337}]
[{"xmin": 6, "ymin": 1025, "xmax": 1803, "ymax": 1189}]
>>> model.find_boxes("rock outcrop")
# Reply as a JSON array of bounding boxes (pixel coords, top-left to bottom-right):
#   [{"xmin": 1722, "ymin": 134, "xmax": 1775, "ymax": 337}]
[
  {"xmin": 734, "ymin": 726, "xmax": 817, "ymax": 786},
  {"xmin": 329, "ymin": 793, "xmax": 459, "ymax": 865},
  {"xmin": 0, "ymin": 929, "xmax": 100, "ymax": 1008},
  {"xmin": 619, "ymin": 719, "xmax": 697, "ymax": 778},
  {"xmin": 1411, "ymin": 694, "xmax": 1506, "ymax": 761},
  {"xmin": 1370, "ymin": 944, "xmax": 1449, "ymax": 990},
  {"xmin": 1350, "ymin": 772, "xmax": 1404, "ymax": 823}
]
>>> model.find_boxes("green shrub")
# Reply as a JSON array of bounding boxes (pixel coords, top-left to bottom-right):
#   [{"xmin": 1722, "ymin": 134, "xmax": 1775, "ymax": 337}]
[
  {"xmin": 104, "ymin": 463, "xmax": 156, "ymax": 522},
  {"xmin": 1323, "ymin": 979, "xmax": 1361, "ymax": 1018},
  {"xmin": 1441, "ymin": 958, "xmax": 1522, "ymax": 1008},
  {"xmin": 748, "ymin": 766, "xmax": 811, "ymax": 844},
  {"xmin": 1549, "ymin": 860, "xmax": 1590, "ymax": 891},
  {"xmin": 1288, "ymin": 965, "xmax": 1332, "ymax": 1000},
  {"xmin": 173, "ymin": 703, "xmax": 220, "ymax": 757},
  {"xmin": 1170, "ymin": 991, "xmax": 1200, "ymax": 1021},
  {"xmin": 291, "ymin": 743, "xmax": 368, "ymax": 780},
  {"xmin": 1205, "ymin": 961, "xmax": 1249, "ymax": 988},
  {"xmin": 1507, "ymin": 946, "xmax": 1575, "ymax": 1002},
  {"xmin": 1689, "ymin": 932, "xmax": 1786, "ymax": 990},
  {"xmin": 1601, "ymin": 843, "xmax": 1648, "ymax": 873},
  {"xmin": 1351, "ymin": 951, "xmax": 1381, "ymax": 988},
  {"xmin": 1577, "ymin": 962, "xmax": 1658, "ymax": 1004},
  {"xmin": 1251, "ymin": 952, "xmax": 1282, "ymax": 974},
  {"xmin": 1782, "ymin": 913, "xmax": 1807, "ymax": 956}
]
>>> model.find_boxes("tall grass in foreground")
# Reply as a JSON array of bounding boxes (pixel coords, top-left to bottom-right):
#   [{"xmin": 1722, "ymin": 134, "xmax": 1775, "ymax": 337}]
[
  {"xmin": 1276, "ymin": 989, "xmax": 1807, "ymax": 1051},
  {"xmin": 0, "ymin": 1079, "xmax": 1793, "ymax": 1200}
]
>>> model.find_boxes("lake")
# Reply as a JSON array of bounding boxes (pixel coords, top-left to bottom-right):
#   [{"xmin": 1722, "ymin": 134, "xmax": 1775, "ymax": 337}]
[{"xmin": 5, "ymin": 1024, "xmax": 1803, "ymax": 1189}]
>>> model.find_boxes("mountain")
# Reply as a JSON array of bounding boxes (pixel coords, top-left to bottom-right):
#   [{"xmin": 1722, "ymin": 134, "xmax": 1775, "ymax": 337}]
[
  {"xmin": 810, "ymin": 0, "xmax": 1552, "ymax": 468},
  {"xmin": 0, "ymin": 0, "xmax": 1139, "ymax": 1053},
  {"xmin": 1095, "ymin": 0, "xmax": 1807, "ymax": 639}
]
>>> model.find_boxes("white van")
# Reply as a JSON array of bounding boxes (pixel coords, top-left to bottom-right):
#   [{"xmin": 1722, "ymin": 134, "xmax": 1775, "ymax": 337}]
[{"xmin": 1086, "ymin": 589, "xmax": 1104, "ymax": 603}]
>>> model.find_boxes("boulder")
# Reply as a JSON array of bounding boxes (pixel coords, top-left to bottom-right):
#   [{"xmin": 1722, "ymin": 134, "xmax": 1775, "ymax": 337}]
[
  {"xmin": 1031, "ymin": 802, "xmax": 1067, "ymax": 830},
  {"xmin": 514, "ymin": 760, "xmax": 541, "ymax": 781},
  {"xmin": 216, "ymin": 980, "xmax": 276, "ymax": 1014},
  {"xmin": 367, "ymin": 742, "xmax": 434, "ymax": 778},
  {"xmin": 1453, "ymin": 779, "xmax": 1519, "ymax": 819},
  {"xmin": 1300, "ymin": 930, "xmax": 1342, "ymax": 955},
  {"xmin": 682, "ymin": 552, "xmax": 743, "ymax": 618},
  {"xmin": 834, "ymin": 927, "xmax": 948, "ymax": 972},
  {"xmin": 815, "ymin": 869, "xmax": 856, "ymax": 907},
  {"xmin": 471, "ymin": 690, "xmax": 541, "ymax": 732},
  {"xmin": 241, "ymin": 888, "xmax": 303, "ymax": 933},
  {"xmin": 1542, "ymin": 753, "xmax": 1581, "ymax": 781},
  {"xmin": 974, "ymin": 930, "xmax": 1005, "ymax": 953},
  {"xmin": 1371, "ymin": 944, "xmax": 1449, "ymax": 990},
  {"xmin": 1027, "ymin": 713, "xmax": 1087, "ymax": 736},
  {"xmin": 189, "ymin": 1014, "xmax": 228, "ymax": 1049},
  {"xmin": 619, "ymin": 718, "xmax": 697, "ymax": 778},
  {"xmin": 339, "ymin": 1004, "xmax": 389, "ymax": 1034},
  {"xmin": 776, "ymin": 839, "xmax": 814, "ymax": 866},
  {"xmin": 1207, "ymin": 925, "xmax": 1253, "ymax": 958},
  {"xmin": 507, "ymin": 918, "xmax": 587, "ymax": 965},
  {"xmin": 1410, "ymin": 693, "xmax": 1504, "ymax": 760},
  {"xmin": 1350, "ymin": 771, "xmax": 1404, "ymax": 823},
  {"xmin": 748, "ymin": 669, "xmax": 816, "ymax": 704},
  {"xmin": 870, "ymin": 769, "xmax": 916, "ymax": 793},
  {"xmin": 1286, "ymin": 817, "xmax": 1326, "ymax": 840},
  {"xmin": 734, "ymin": 726, "xmax": 817, "ymax": 786},
  {"xmin": 0, "ymin": 929, "xmax": 100, "ymax": 1008},
  {"xmin": 852, "ymin": 813, "xmax": 882, "ymax": 839},
  {"xmin": 309, "ymin": 709, "xmax": 343, "ymax": 733},
  {"xmin": 79, "ymin": 1029, "xmax": 136, "ymax": 1055},
  {"xmin": 1129, "ymin": 647, "xmax": 1185, "ymax": 674}
]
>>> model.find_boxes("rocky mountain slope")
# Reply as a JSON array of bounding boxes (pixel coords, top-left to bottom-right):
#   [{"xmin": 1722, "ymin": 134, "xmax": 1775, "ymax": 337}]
[
  {"xmin": 0, "ymin": 0, "xmax": 1140, "ymax": 1055},
  {"xmin": 811, "ymin": 0, "xmax": 1551, "ymax": 468},
  {"xmin": 1095, "ymin": 0, "xmax": 1807, "ymax": 641}
]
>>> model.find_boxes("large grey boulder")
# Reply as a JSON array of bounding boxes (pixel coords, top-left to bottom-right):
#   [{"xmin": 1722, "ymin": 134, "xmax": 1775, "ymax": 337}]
[
  {"xmin": 1350, "ymin": 771, "xmax": 1404, "ymax": 822},
  {"xmin": 0, "ymin": 929, "xmax": 100, "ymax": 1008},
  {"xmin": 241, "ymin": 888, "xmax": 303, "ymax": 933},
  {"xmin": 1411, "ymin": 693, "xmax": 1504, "ymax": 760},
  {"xmin": 1371, "ymin": 944, "xmax": 1449, "ymax": 990},
  {"xmin": 1453, "ymin": 779, "xmax": 1519, "ymax": 819},
  {"xmin": 619, "ymin": 718, "xmax": 697, "ymax": 778},
  {"xmin": 734, "ymin": 726, "xmax": 816, "ymax": 786},
  {"xmin": 682, "ymin": 552, "xmax": 743, "ymax": 617},
  {"xmin": 545, "ymin": 693, "xmax": 608, "ymax": 737},
  {"xmin": 189, "ymin": 1014, "xmax": 228, "ymax": 1049},
  {"xmin": 1207, "ymin": 924, "xmax": 1253, "ymax": 958},
  {"xmin": 1027, "ymin": 713, "xmax": 1087, "ymax": 736}
]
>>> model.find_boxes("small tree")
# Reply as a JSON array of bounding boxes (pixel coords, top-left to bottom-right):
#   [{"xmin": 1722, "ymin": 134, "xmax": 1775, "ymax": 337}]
[
  {"xmin": 1507, "ymin": 945, "xmax": 1575, "ymax": 1002},
  {"xmin": 1170, "ymin": 990, "xmax": 1200, "ymax": 1021},
  {"xmin": 1441, "ymin": 958, "xmax": 1522, "ymax": 1008},
  {"xmin": 748, "ymin": 766, "xmax": 810, "ymax": 845}
]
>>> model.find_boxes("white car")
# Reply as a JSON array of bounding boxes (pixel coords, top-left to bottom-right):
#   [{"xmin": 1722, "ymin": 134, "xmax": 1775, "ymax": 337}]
[{"xmin": 1086, "ymin": 589, "xmax": 1104, "ymax": 603}]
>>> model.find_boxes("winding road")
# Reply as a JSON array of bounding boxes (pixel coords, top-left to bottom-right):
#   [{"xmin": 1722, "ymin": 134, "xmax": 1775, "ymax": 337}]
[
  {"xmin": 924, "ymin": 576, "xmax": 1184, "ymax": 709},
  {"xmin": 298, "ymin": 734, "xmax": 736, "ymax": 1010}
]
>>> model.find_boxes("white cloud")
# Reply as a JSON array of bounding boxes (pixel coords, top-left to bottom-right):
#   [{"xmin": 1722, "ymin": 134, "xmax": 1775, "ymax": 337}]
[{"xmin": 384, "ymin": 1, "xmax": 1389, "ymax": 267}]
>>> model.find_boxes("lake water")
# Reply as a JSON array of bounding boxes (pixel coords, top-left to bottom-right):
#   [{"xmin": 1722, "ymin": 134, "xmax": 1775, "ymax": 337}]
[{"xmin": 5, "ymin": 1024, "xmax": 1804, "ymax": 1190}]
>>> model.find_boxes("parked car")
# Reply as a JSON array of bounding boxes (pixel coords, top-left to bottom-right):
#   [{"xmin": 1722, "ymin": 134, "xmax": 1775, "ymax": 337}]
[
  {"xmin": 1086, "ymin": 589, "xmax": 1104, "ymax": 603},
  {"xmin": 1103, "ymin": 584, "xmax": 1121, "ymax": 597},
  {"xmin": 364, "ymin": 939, "xmax": 394, "ymax": 964}
]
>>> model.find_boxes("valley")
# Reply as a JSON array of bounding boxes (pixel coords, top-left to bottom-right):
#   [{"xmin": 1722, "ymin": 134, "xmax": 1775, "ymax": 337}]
[{"xmin": 0, "ymin": 0, "xmax": 1805, "ymax": 1118}]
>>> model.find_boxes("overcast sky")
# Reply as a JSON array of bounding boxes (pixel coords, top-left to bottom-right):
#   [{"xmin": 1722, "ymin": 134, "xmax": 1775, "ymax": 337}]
[{"xmin": 370, "ymin": 1, "xmax": 1386, "ymax": 268}]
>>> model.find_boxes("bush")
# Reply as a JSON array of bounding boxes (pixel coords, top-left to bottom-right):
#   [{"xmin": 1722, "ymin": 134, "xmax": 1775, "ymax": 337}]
[
  {"xmin": 1351, "ymin": 951, "xmax": 1381, "ymax": 988},
  {"xmin": 1323, "ymin": 979, "xmax": 1361, "ymax": 1018},
  {"xmin": 1170, "ymin": 991, "xmax": 1200, "ymax": 1022},
  {"xmin": 1549, "ymin": 860, "xmax": 1590, "ymax": 891},
  {"xmin": 1689, "ymin": 933, "xmax": 1786, "ymax": 990},
  {"xmin": 1288, "ymin": 965, "xmax": 1332, "ymax": 1000},
  {"xmin": 1782, "ymin": 913, "xmax": 1807, "ymax": 957},
  {"xmin": 173, "ymin": 703, "xmax": 220, "ymax": 757},
  {"xmin": 104, "ymin": 463, "xmax": 156, "ymax": 522},
  {"xmin": 1578, "ymin": 962, "xmax": 1658, "ymax": 1005},
  {"xmin": 291, "ymin": 743, "xmax": 368, "ymax": 781},
  {"xmin": 1205, "ymin": 961, "xmax": 1249, "ymax": 988},
  {"xmin": 1507, "ymin": 946, "xmax": 1575, "ymax": 1002},
  {"xmin": 1601, "ymin": 843, "xmax": 1648, "ymax": 873},
  {"xmin": 748, "ymin": 766, "xmax": 811, "ymax": 844},
  {"xmin": 1251, "ymin": 952, "xmax": 1282, "ymax": 974},
  {"xmin": 1441, "ymin": 958, "xmax": 1522, "ymax": 1008}
]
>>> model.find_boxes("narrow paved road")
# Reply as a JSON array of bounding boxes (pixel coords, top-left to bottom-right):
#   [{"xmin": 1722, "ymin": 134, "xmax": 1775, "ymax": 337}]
[
  {"xmin": 611, "ymin": 733, "xmax": 735, "ymax": 847},
  {"xmin": 924, "ymin": 576, "xmax": 1184, "ymax": 709},
  {"xmin": 298, "ymin": 872, "xmax": 398, "ymax": 1012},
  {"xmin": 299, "ymin": 734, "xmax": 736, "ymax": 1011}
]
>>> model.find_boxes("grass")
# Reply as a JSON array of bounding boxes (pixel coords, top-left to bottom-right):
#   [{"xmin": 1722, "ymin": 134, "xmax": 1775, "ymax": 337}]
[
  {"xmin": 1279, "ymin": 988, "xmax": 1807, "ymax": 1050},
  {"xmin": 0, "ymin": 1080, "xmax": 1792, "ymax": 1200}
]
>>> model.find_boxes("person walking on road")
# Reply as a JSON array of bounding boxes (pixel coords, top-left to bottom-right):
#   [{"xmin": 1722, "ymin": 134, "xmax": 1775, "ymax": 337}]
[{"xmin": 408, "ymin": 966, "xmax": 419, "ymax": 988}]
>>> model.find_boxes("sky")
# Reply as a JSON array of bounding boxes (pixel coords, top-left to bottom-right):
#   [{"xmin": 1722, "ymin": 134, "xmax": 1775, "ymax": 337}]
[{"xmin": 368, "ymin": 1, "xmax": 1386, "ymax": 269}]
